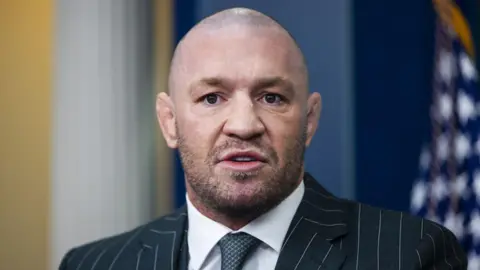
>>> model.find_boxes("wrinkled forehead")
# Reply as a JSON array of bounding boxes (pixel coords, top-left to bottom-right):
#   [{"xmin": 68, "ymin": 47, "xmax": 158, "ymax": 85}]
[{"xmin": 171, "ymin": 27, "xmax": 305, "ymax": 95}]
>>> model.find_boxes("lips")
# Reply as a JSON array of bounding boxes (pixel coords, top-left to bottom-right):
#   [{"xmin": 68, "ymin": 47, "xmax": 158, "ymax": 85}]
[
  {"xmin": 219, "ymin": 151, "xmax": 267, "ymax": 163},
  {"xmin": 216, "ymin": 150, "xmax": 267, "ymax": 172}
]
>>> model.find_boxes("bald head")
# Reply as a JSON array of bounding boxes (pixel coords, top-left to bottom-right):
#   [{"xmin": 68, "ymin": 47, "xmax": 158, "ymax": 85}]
[
  {"xmin": 167, "ymin": 8, "xmax": 308, "ymax": 99},
  {"xmin": 197, "ymin": 7, "xmax": 285, "ymax": 29}
]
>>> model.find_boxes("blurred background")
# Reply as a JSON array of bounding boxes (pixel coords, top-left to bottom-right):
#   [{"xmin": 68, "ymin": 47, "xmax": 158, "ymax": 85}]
[{"xmin": 1, "ymin": 0, "xmax": 480, "ymax": 269}]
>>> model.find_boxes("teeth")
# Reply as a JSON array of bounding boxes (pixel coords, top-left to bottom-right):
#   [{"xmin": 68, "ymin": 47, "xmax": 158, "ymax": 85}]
[{"xmin": 232, "ymin": 157, "xmax": 256, "ymax": 162}]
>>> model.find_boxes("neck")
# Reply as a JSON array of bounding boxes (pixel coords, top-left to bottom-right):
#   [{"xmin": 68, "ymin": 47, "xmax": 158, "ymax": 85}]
[{"xmin": 186, "ymin": 190, "xmax": 259, "ymax": 230}]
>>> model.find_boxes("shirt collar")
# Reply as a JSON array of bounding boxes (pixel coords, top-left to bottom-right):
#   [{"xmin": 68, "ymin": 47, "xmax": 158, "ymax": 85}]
[
  {"xmin": 186, "ymin": 196, "xmax": 231, "ymax": 270},
  {"xmin": 240, "ymin": 181, "xmax": 304, "ymax": 252},
  {"xmin": 186, "ymin": 180, "xmax": 305, "ymax": 269}
]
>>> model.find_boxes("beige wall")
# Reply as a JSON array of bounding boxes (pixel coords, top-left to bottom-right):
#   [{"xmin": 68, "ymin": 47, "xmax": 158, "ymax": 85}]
[
  {"xmin": 0, "ymin": 1, "xmax": 53, "ymax": 269},
  {"xmin": 0, "ymin": 1, "xmax": 173, "ymax": 268},
  {"xmin": 154, "ymin": 0, "xmax": 174, "ymax": 217}
]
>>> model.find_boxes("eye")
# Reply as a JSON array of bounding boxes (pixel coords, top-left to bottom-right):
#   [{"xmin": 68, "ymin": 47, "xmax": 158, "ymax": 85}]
[
  {"xmin": 202, "ymin": 93, "xmax": 222, "ymax": 105},
  {"xmin": 262, "ymin": 93, "xmax": 283, "ymax": 104}
]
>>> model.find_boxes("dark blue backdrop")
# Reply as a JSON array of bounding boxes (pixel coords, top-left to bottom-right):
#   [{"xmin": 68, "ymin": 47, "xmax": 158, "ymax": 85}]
[
  {"xmin": 172, "ymin": 0, "xmax": 196, "ymax": 209},
  {"xmin": 172, "ymin": 0, "xmax": 439, "ymax": 212},
  {"xmin": 353, "ymin": 1, "xmax": 434, "ymax": 211}
]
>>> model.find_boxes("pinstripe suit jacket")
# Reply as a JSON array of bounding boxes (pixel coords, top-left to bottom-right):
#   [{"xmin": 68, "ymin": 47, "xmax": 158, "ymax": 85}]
[{"xmin": 59, "ymin": 173, "xmax": 467, "ymax": 269}]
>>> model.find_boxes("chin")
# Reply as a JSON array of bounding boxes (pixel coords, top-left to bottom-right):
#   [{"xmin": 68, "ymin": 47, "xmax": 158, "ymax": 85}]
[
  {"xmin": 225, "ymin": 193, "xmax": 257, "ymax": 205},
  {"xmin": 216, "ymin": 193, "xmax": 264, "ymax": 214},
  {"xmin": 215, "ymin": 189, "xmax": 281, "ymax": 219},
  {"xmin": 217, "ymin": 166, "xmax": 271, "ymax": 181}
]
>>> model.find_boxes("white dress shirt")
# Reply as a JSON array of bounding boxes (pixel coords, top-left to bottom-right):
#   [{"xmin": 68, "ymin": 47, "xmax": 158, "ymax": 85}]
[{"xmin": 186, "ymin": 181, "xmax": 305, "ymax": 270}]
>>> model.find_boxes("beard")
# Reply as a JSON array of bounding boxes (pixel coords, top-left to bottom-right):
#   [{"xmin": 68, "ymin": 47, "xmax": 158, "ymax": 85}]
[{"xmin": 177, "ymin": 126, "xmax": 307, "ymax": 220}]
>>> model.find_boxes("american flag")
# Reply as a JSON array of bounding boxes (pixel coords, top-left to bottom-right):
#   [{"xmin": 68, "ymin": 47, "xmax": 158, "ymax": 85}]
[{"xmin": 410, "ymin": 2, "xmax": 480, "ymax": 268}]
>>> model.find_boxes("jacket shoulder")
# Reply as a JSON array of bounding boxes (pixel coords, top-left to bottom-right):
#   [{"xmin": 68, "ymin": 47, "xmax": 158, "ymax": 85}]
[
  {"xmin": 58, "ymin": 223, "xmax": 145, "ymax": 269},
  {"xmin": 347, "ymin": 200, "xmax": 451, "ymax": 233},
  {"xmin": 346, "ymin": 200, "xmax": 462, "ymax": 249},
  {"xmin": 343, "ymin": 201, "xmax": 466, "ymax": 266},
  {"xmin": 58, "ymin": 208, "xmax": 186, "ymax": 269}
]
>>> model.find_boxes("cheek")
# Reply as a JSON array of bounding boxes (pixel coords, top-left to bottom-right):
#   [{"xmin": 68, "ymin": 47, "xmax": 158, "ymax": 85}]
[
  {"xmin": 179, "ymin": 110, "xmax": 223, "ymax": 150},
  {"xmin": 262, "ymin": 115, "xmax": 301, "ymax": 156}
]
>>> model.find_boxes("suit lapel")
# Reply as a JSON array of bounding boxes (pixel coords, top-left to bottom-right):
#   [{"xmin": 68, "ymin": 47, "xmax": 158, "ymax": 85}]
[
  {"xmin": 136, "ymin": 206, "xmax": 188, "ymax": 270},
  {"xmin": 177, "ymin": 227, "xmax": 189, "ymax": 270},
  {"xmin": 274, "ymin": 173, "xmax": 350, "ymax": 270}
]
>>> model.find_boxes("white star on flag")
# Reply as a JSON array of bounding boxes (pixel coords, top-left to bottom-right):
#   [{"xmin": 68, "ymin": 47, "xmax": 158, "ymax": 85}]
[
  {"xmin": 458, "ymin": 90, "xmax": 476, "ymax": 124},
  {"xmin": 460, "ymin": 52, "xmax": 477, "ymax": 81},
  {"xmin": 411, "ymin": 180, "xmax": 428, "ymax": 212},
  {"xmin": 439, "ymin": 93, "xmax": 453, "ymax": 121},
  {"xmin": 469, "ymin": 211, "xmax": 480, "ymax": 243},
  {"xmin": 452, "ymin": 173, "xmax": 468, "ymax": 198},
  {"xmin": 455, "ymin": 132, "xmax": 471, "ymax": 162},
  {"xmin": 439, "ymin": 49, "xmax": 455, "ymax": 82},
  {"xmin": 431, "ymin": 176, "xmax": 449, "ymax": 201},
  {"xmin": 468, "ymin": 252, "xmax": 480, "ymax": 270},
  {"xmin": 444, "ymin": 211, "xmax": 464, "ymax": 240}
]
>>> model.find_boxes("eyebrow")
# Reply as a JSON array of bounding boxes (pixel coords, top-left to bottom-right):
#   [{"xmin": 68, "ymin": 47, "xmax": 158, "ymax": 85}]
[{"xmin": 189, "ymin": 76, "xmax": 294, "ymax": 96}]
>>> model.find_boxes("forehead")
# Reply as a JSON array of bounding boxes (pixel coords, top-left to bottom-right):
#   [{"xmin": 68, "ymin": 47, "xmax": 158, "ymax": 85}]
[{"xmin": 178, "ymin": 27, "xmax": 299, "ymax": 88}]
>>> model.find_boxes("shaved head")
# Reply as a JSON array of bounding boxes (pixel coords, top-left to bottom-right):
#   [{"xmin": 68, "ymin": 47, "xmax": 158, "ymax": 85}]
[
  {"xmin": 197, "ymin": 7, "xmax": 283, "ymax": 28},
  {"xmin": 168, "ymin": 8, "xmax": 308, "ymax": 100}
]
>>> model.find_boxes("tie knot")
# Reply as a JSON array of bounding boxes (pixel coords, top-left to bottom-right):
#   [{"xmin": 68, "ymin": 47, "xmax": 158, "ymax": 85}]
[{"xmin": 218, "ymin": 232, "xmax": 261, "ymax": 270}]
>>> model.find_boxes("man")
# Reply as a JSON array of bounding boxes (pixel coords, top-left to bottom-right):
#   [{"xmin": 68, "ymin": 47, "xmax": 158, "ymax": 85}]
[{"xmin": 59, "ymin": 7, "xmax": 467, "ymax": 270}]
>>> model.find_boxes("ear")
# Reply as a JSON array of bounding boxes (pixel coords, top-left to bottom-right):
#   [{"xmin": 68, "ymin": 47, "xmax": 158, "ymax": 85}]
[
  {"xmin": 305, "ymin": 92, "xmax": 322, "ymax": 147},
  {"xmin": 156, "ymin": 92, "xmax": 178, "ymax": 148}
]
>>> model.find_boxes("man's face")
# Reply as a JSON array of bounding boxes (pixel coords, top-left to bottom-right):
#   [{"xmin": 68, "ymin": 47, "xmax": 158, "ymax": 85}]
[{"xmin": 158, "ymin": 27, "xmax": 320, "ymax": 217}]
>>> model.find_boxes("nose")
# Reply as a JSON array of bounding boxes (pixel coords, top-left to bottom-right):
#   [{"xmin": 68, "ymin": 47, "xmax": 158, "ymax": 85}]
[{"xmin": 222, "ymin": 94, "xmax": 265, "ymax": 140}]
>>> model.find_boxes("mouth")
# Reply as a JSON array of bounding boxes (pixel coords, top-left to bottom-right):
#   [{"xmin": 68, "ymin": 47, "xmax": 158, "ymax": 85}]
[{"xmin": 217, "ymin": 151, "xmax": 267, "ymax": 172}]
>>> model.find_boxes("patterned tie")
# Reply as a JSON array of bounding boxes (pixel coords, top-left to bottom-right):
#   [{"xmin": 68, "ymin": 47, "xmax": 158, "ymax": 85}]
[{"xmin": 218, "ymin": 232, "xmax": 261, "ymax": 270}]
